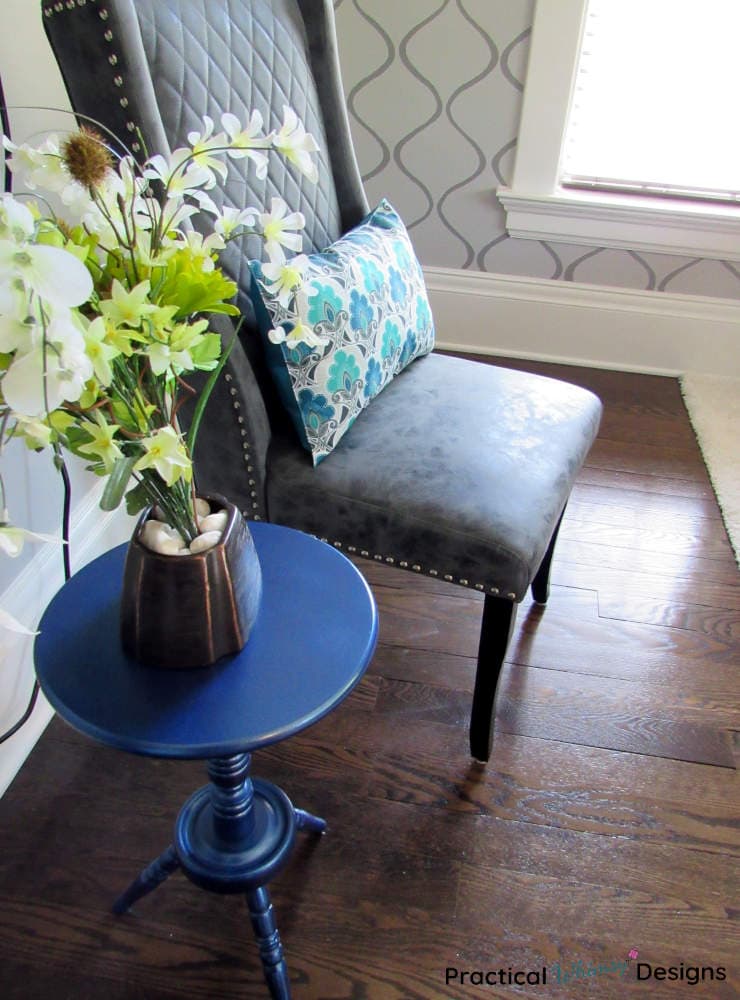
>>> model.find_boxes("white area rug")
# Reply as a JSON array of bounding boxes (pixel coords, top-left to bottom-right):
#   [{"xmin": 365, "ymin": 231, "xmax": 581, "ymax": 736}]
[{"xmin": 680, "ymin": 373, "xmax": 740, "ymax": 567}]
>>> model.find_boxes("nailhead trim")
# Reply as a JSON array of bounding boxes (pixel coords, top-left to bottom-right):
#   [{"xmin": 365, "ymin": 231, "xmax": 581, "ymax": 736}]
[
  {"xmin": 222, "ymin": 374, "xmax": 265, "ymax": 522},
  {"xmin": 330, "ymin": 540, "xmax": 519, "ymax": 599},
  {"xmin": 44, "ymin": 1, "xmax": 141, "ymax": 151}
]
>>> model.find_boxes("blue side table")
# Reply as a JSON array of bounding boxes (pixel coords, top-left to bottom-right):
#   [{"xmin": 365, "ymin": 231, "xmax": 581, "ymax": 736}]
[{"xmin": 34, "ymin": 523, "xmax": 378, "ymax": 1000}]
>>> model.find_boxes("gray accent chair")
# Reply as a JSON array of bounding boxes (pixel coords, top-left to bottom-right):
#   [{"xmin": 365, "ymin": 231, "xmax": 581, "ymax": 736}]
[{"xmin": 43, "ymin": 0, "xmax": 602, "ymax": 761}]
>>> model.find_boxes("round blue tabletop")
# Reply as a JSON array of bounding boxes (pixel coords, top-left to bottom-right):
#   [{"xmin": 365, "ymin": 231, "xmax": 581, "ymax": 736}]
[{"xmin": 34, "ymin": 523, "xmax": 378, "ymax": 760}]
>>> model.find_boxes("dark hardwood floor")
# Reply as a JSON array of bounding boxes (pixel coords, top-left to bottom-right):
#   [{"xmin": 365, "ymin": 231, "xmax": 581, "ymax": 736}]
[{"xmin": 0, "ymin": 360, "xmax": 737, "ymax": 999}]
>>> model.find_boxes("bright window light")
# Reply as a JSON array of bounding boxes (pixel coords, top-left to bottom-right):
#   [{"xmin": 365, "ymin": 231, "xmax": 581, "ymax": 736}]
[{"xmin": 561, "ymin": 0, "xmax": 740, "ymax": 203}]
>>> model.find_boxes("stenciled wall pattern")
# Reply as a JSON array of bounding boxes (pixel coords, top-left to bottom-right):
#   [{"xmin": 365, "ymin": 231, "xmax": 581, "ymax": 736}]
[{"xmin": 333, "ymin": 0, "xmax": 740, "ymax": 300}]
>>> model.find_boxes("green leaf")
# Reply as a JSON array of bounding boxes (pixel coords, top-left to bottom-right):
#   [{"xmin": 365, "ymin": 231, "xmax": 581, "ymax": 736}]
[
  {"xmin": 124, "ymin": 480, "xmax": 151, "ymax": 516},
  {"xmin": 186, "ymin": 322, "xmax": 241, "ymax": 459},
  {"xmin": 157, "ymin": 254, "xmax": 238, "ymax": 318},
  {"xmin": 189, "ymin": 332, "xmax": 222, "ymax": 370},
  {"xmin": 100, "ymin": 454, "xmax": 139, "ymax": 511}
]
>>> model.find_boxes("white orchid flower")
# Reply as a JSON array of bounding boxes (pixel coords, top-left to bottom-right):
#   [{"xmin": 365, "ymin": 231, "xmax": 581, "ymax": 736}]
[
  {"xmin": 0, "ymin": 272, "xmax": 43, "ymax": 354},
  {"xmin": 186, "ymin": 116, "xmax": 229, "ymax": 184},
  {"xmin": 0, "ymin": 607, "xmax": 38, "ymax": 637},
  {"xmin": 130, "ymin": 228, "xmax": 180, "ymax": 269},
  {"xmin": 158, "ymin": 195, "xmax": 201, "ymax": 234},
  {"xmin": 186, "ymin": 188, "xmax": 220, "ymax": 218},
  {"xmin": 13, "ymin": 414, "xmax": 53, "ymax": 450},
  {"xmin": 0, "ymin": 517, "xmax": 64, "ymax": 558},
  {"xmin": 176, "ymin": 230, "xmax": 226, "ymax": 272},
  {"xmin": 268, "ymin": 315, "xmax": 327, "ymax": 349},
  {"xmin": 213, "ymin": 205, "xmax": 259, "ymax": 239},
  {"xmin": 84, "ymin": 159, "xmax": 149, "ymax": 236},
  {"xmin": 0, "ymin": 237, "xmax": 93, "ymax": 309},
  {"xmin": 222, "ymin": 110, "xmax": 271, "ymax": 178},
  {"xmin": 144, "ymin": 150, "xmax": 215, "ymax": 197},
  {"xmin": 260, "ymin": 254, "xmax": 309, "ymax": 309},
  {"xmin": 0, "ymin": 313, "xmax": 37, "ymax": 355},
  {"xmin": 259, "ymin": 197, "xmax": 306, "ymax": 264},
  {"xmin": 2, "ymin": 313, "xmax": 93, "ymax": 416},
  {"xmin": 0, "ymin": 194, "xmax": 36, "ymax": 241},
  {"xmin": 272, "ymin": 106, "xmax": 319, "ymax": 183},
  {"xmin": 57, "ymin": 175, "xmax": 96, "ymax": 214},
  {"xmin": 3, "ymin": 135, "xmax": 69, "ymax": 194}
]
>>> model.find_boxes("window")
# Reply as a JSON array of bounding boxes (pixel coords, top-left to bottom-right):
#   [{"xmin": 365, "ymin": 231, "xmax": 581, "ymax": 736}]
[{"xmin": 497, "ymin": 0, "xmax": 740, "ymax": 261}]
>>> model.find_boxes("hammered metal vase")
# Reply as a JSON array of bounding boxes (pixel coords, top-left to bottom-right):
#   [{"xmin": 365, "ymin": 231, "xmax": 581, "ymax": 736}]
[{"xmin": 120, "ymin": 494, "xmax": 262, "ymax": 669}]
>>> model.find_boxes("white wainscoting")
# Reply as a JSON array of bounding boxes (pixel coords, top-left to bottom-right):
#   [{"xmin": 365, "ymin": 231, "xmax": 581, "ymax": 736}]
[
  {"xmin": 425, "ymin": 266, "xmax": 740, "ymax": 377},
  {"xmin": 0, "ymin": 487, "xmax": 135, "ymax": 798}
]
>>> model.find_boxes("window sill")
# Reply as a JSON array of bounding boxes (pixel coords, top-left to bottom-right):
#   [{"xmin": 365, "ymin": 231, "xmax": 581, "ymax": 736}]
[{"xmin": 496, "ymin": 185, "xmax": 740, "ymax": 262}]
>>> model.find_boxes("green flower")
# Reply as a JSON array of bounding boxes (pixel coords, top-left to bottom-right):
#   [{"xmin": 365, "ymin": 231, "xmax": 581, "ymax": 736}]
[
  {"xmin": 134, "ymin": 425, "xmax": 192, "ymax": 487},
  {"xmin": 100, "ymin": 278, "xmax": 156, "ymax": 327},
  {"xmin": 78, "ymin": 411, "xmax": 123, "ymax": 473},
  {"xmin": 83, "ymin": 316, "xmax": 120, "ymax": 386}
]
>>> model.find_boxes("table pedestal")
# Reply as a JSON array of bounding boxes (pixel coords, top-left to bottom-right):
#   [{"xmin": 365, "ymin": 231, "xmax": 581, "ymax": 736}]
[{"xmin": 112, "ymin": 753, "xmax": 325, "ymax": 999}]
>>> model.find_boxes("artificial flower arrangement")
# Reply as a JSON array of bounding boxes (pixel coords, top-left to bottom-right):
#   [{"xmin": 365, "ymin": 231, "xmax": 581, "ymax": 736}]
[{"xmin": 0, "ymin": 106, "xmax": 321, "ymax": 638}]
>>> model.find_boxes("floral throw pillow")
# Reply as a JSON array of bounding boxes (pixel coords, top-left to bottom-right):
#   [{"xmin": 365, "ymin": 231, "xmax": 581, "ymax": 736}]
[{"xmin": 249, "ymin": 199, "xmax": 435, "ymax": 464}]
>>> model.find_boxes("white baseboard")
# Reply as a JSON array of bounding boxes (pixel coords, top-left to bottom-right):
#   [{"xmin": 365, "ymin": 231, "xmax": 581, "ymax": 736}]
[
  {"xmin": 0, "ymin": 486, "xmax": 136, "ymax": 798},
  {"xmin": 423, "ymin": 266, "xmax": 740, "ymax": 377}
]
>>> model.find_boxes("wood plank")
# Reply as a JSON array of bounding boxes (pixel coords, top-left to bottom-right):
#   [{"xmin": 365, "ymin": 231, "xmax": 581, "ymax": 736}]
[
  {"xmin": 570, "ymin": 480, "xmax": 723, "ymax": 520},
  {"xmin": 561, "ymin": 514, "xmax": 734, "ymax": 562},
  {"xmin": 578, "ymin": 465, "xmax": 715, "ymax": 499},
  {"xmin": 552, "ymin": 542, "xmax": 740, "ymax": 597},
  {"xmin": 510, "ymin": 605, "xmax": 739, "ymax": 695},
  {"xmin": 454, "ymin": 867, "xmax": 739, "ymax": 995},
  {"xmin": 555, "ymin": 535, "xmax": 740, "ymax": 584},
  {"xmin": 375, "ymin": 669, "xmax": 737, "ymax": 766},
  {"xmin": 598, "ymin": 594, "xmax": 740, "ymax": 636},
  {"xmin": 494, "ymin": 671, "xmax": 735, "ymax": 768}
]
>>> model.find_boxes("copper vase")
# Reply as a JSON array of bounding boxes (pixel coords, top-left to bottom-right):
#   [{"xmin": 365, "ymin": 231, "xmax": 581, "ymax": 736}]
[{"xmin": 120, "ymin": 494, "xmax": 262, "ymax": 668}]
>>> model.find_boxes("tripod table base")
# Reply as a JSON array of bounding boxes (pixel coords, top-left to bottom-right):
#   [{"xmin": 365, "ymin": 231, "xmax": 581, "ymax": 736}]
[{"xmin": 112, "ymin": 754, "xmax": 325, "ymax": 1000}]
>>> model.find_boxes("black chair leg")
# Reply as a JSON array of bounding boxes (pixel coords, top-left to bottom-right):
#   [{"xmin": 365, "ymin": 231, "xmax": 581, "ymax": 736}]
[
  {"xmin": 531, "ymin": 508, "xmax": 566, "ymax": 605},
  {"xmin": 469, "ymin": 595, "xmax": 517, "ymax": 762}
]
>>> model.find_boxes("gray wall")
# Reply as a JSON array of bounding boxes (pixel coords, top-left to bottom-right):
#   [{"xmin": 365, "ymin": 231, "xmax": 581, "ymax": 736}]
[{"xmin": 334, "ymin": 0, "xmax": 740, "ymax": 299}]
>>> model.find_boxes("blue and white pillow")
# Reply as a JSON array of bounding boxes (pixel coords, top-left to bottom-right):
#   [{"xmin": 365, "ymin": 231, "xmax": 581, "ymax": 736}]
[{"xmin": 249, "ymin": 199, "xmax": 435, "ymax": 464}]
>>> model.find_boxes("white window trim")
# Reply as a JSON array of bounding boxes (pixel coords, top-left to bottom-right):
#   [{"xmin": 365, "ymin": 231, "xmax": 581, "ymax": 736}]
[{"xmin": 497, "ymin": 0, "xmax": 740, "ymax": 262}]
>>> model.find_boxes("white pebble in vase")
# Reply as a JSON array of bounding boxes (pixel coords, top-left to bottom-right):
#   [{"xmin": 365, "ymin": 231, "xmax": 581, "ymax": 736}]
[
  {"xmin": 194, "ymin": 497, "xmax": 211, "ymax": 519},
  {"xmin": 189, "ymin": 530, "xmax": 223, "ymax": 554},
  {"xmin": 140, "ymin": 519, "xmax": 185, "ymax": 555},
  {"xmin": 199, "ymin": 510, "xmax": 228, "ymax": 534}
]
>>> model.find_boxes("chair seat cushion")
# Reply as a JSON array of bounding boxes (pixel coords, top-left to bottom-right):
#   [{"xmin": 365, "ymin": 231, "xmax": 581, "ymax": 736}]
[{"xmin": 265, "ymin": 353, "xmax": 602, "ymax": 600}]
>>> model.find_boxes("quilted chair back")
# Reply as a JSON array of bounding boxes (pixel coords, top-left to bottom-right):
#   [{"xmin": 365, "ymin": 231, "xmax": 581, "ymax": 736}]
[{"xmin": 42, "ymin": 0, "xmax": 368, "ymax": 518}]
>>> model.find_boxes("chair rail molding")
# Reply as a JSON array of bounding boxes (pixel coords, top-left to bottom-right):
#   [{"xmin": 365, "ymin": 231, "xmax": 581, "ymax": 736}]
[{"xmin": 424, "ymin": 266, "xmax": 740, "ymax": 378}]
